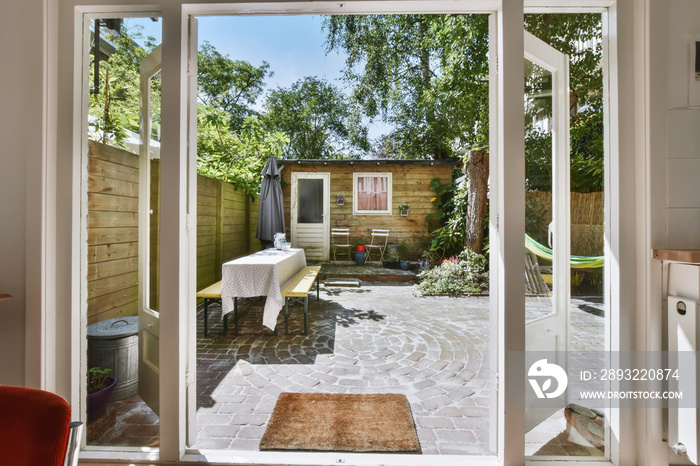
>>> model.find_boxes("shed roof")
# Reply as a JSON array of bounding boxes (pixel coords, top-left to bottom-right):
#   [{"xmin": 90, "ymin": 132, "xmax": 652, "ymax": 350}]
[{"xmin": 279, "ymin": 158, "xmax": 461, "ymax": 167}]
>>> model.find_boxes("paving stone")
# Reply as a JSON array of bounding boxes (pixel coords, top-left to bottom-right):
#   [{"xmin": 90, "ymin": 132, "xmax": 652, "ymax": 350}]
[
  {"xmin": 416, "ymin": 417, "xmax": 455, "ymax": 429},
  {"xmin": 199, "ymin": 425, "xmax": 242, "ymax": 438},
  {"xmin": 229, "ymin": 414, "xmax": 269, "ymax": 426},
  {"xmin": 95, "ymin": 286, "xmax": 604, "ymax": 458}
]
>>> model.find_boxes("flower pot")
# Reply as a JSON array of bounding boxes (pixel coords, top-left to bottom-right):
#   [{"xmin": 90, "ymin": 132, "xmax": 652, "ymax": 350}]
[
  {"xmin": 336, "ymin": 198, "xmax": 344, "ymax": 205},
  {"xmin": 353, "ymin": 251, "xmax": 367, "ymax": 265},
  {"xmin": 382, "ymin": 260, "xmax": 390, "ymax": 267},
  {"xmin": 400, "ymin": 209, "xmax": 409, "ymax": 216},
  {"xmin": 399, "ymin": 261, "xmax": 410, "ymax": 270},
  {"xmin": 355, "ymin": 245, "xmax": 366, "ymax": 252},
  {"xmin": 87, "ymin": 376, "xmax": 117, "ymax": 421}
]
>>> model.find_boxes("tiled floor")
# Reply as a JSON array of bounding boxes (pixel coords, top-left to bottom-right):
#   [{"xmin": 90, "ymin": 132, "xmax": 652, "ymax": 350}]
[{"xmin": 89, "ymin": 283, "xmax": 605, "ymax": 458}]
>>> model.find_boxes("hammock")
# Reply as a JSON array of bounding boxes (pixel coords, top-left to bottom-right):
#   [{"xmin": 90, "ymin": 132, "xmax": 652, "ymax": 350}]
[{"xmin": 525, "ymin": 234, "xmax": 604, "ymax": 268}]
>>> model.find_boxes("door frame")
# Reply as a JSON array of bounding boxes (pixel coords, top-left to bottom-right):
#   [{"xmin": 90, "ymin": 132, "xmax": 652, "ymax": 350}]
[
  {"xmin": 54, "ymin": 2, "xmax": 628, "ymax": 464},
  {"xmin": 290, "ymin": 171, "xmax": 331, "ymax": 260}
]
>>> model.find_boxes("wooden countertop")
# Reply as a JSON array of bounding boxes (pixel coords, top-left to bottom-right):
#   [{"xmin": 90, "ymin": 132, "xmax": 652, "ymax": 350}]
[
  {"xmin": 652, "ymin": 249, "xmax": 700, "ymax": 263},
  {"xmin": 0, "ymin": 294, "xmax": 12, "ymax": 302}
]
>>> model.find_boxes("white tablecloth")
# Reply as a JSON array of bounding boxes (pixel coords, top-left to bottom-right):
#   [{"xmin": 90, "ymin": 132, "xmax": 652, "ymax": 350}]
[{"xmin": 221, "ymin": 248, "xmax": 307, "ymax": 330}]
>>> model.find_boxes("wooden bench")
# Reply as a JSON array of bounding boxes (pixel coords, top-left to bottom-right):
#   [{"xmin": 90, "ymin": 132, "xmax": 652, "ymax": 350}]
[
  {"xmin": 280, "ymin": 266, "xmax": 322, "ymax": 335},
  {"xmin": 196, "ymin": 281, "xmax": 221, "ymax": 336}
]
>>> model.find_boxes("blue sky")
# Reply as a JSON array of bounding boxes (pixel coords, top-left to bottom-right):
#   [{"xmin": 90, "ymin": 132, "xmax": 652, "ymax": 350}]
[{"xmin": 124, "ymin": 15, "xmax": 390, "ymax": 140}]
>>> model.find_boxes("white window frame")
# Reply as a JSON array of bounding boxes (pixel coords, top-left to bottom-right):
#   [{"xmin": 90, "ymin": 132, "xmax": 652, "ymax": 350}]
[
  {"xmin": 38, "ymin": 1, "xmax": 634, "ymax": 465},
  {"xmin": 352, "ymin": 172, "xmax": 392, "ymax": 215}
]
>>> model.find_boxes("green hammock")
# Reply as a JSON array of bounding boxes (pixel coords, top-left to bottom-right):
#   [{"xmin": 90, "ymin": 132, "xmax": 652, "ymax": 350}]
[{"xmin": 525, "ymin": 234, "xmax": 604, "ymax": 268}]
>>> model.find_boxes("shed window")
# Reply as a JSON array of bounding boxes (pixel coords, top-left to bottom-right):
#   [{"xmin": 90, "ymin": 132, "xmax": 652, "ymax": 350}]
[{"xmin": 353, "ymin": 173, "xmax": 392, "ymax": 215}]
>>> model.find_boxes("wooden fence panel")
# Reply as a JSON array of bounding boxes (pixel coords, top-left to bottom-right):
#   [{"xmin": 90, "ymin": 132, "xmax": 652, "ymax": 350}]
[
  {"xmin": 87, "ymin": 141, "xmax": 140, "ymax": 325},
  {"xmin": 88, "ymin": 141, "xmax": 259, "ymax": 324}
]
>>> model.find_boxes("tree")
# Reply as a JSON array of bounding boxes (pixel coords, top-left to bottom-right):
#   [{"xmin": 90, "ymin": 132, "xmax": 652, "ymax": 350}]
[
  {"xmin": 263, "ymin": 76, "xmax": 369, "ymax": 159},
  {"xmin": 198, "ymin": 41, "xmax": 272, "ymax": 131},
  {"xmin": 325, "ymin": 14, "xmax": 490, "ymax": 252},
  {"xmin": 197, "ymin": 109, "xmax": 289, "ymax": 196},
  {"xmin": 324, "ymin": 14, "xmax": 490, "ymax": 160},
  {"xmin": 325, "ymin": 13, "xmax": 603, "ymax": 255},
  {"xmin": 524, "ymin": 13, "xmax": 604, "ymax": 193},
  {"xmin": 89, "ymin": 23, "xmax": 160, "ymax": 147}
]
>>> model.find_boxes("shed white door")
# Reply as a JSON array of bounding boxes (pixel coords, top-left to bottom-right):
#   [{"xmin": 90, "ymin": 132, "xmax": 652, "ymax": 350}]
[
  {"xmin": 524, "ymin": 31, "xmax": 571, "ymax": 432},
  {"xmin": 291, "ymin": 172, "xmax": 330, "ymax": 261}
]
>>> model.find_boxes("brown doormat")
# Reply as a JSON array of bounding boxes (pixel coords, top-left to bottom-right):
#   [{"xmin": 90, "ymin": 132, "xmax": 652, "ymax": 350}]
[{"xmin": 259, "ymin": 393, "xmax": 421, "ymax": 453}]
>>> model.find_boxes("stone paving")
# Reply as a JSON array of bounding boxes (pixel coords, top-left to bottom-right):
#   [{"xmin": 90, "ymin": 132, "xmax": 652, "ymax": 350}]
[
  {"xmin": 193, "ymin": 284, "xmax": 492, "ymax": 455},
  {"xmin": 90, "ymin": 284, "xmax": 606, "ymax": 458}
]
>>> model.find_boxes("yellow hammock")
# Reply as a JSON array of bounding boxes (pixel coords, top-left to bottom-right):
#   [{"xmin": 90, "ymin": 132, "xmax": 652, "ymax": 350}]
[{"xmin": 525, "ymin": 234, "xmax": 604, "ymax": 268}]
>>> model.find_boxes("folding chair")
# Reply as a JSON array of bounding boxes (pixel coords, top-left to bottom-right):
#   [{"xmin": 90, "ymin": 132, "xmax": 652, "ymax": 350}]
[
  {"xmin": 365, "ymin": 229, "xmax": 390, "ymax": 264},
  {"xmin": 330, "ymin": 228, "xmax": 352, "ymax": 262}
]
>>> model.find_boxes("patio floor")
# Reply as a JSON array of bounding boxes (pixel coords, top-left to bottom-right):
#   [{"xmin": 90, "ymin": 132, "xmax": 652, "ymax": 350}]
[{"xmin": 89, "ymin": 282, "xmax": 605, "ymax": 457}]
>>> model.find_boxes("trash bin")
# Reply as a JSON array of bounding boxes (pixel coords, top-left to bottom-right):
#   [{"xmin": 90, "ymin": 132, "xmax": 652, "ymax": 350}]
[{"xmin": 87, "ymin": 316, "xmax": 139, "ymax": 401}]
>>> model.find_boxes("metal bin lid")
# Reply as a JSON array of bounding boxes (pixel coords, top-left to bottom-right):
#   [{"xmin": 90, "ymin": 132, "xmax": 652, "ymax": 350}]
[{"xmin": 87, "ymin": 316, "xmax": 138, "ymax": 339}]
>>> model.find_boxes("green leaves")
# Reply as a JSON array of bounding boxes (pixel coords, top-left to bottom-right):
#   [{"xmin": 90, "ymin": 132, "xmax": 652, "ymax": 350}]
[
  {"xmin": 198, "ymin": 41, "xmax": 271, "ymax": 131},
  {"xmin": 197, "ymin": 110, "xmax": 288, "ymax": 197},
  {"xmin": 324, "ymin": 14, "xmax": 490, "ymax": 159},
  {"xmin": 263, "ymin": 76, "xmax": 368, "ymax": 159}
]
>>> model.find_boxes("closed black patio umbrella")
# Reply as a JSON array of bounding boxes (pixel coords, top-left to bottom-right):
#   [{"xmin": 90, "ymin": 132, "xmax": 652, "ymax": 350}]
[{"xmin": 256, "ymin": 156, "xmax": 285, "ymax": 247}]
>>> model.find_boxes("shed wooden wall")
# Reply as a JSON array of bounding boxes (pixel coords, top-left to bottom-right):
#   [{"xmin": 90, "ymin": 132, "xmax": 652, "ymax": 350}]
[
  {"xmin": 87, "ymin": 141, "xmax": 259, "ymax": 325},
  {"xmin": 281, "ymin": 162, "xmax": 454, "ymax": 260}
]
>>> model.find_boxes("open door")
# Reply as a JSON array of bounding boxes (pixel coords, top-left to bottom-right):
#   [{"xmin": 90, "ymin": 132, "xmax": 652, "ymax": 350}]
[
  {"xmin": 291, "ymin": 172, "xmax": 330, "ymax": 261},
  {"xmin": 138, "ymin": 45, "xmax": 162, "ymax": 416},
  {"xmin": 523, "ymin": 31, "xmax": 571, "ymax": 432}
]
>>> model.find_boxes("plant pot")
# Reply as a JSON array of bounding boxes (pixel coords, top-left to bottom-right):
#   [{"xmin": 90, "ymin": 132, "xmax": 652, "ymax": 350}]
[
  {"xmin": 355, "ymin": 245, "xmax": 366, "ymax": 252},
  {"xmin": 399, "ymin": 261, "xmax": 411, "ymax": 270},
  {"xmin": 336, "ymin": 199, "xmax": 344, "ymax": 205},
  {"xmin": 400, "ymin": 209, "xmax": 409, "ymax": 216},
  {"xmin": 87, "ymin": 376, "xmax": 117, "ymax": 421},
  {"xmin": 353, "ymin": 251, "xmax": 367, "ymax": 265},
  {"xmin": 382, "ymin": 260, "xmax": 390, "ymax": 267}
]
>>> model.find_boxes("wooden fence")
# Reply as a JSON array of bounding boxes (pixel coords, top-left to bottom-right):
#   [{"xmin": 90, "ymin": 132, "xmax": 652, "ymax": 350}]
[
  {"xmin": 526, "ymin": 191, "xmax": 604, "ymax": 256},
  {"xmin": 87, "ymin": 141, "xmax": 259, "ymax": 325}
]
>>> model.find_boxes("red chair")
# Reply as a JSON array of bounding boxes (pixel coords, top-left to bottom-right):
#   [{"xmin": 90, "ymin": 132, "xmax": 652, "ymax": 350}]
[{"xmin": 0, "ymin": 386, "xmax": 82, "ymax": 466}]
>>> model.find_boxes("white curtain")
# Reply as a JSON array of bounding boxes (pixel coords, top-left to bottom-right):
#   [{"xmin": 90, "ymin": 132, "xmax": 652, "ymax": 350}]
[{"xmin": 357, "ymin": 176, "xmax": 388, "ymax": 211}]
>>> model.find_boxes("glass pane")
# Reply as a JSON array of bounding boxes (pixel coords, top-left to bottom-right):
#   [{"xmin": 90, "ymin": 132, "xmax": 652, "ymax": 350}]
[
  {"xmin": 149, "ymin": 158, "xmax": 160, "ymax": 311},
  {"xmin": 299, "ymin": 178, "xmax": 324, "ymax": 223},
  {"xmin": 85, "ymin": 16, "xmax": 161, "ymax": 448},
  {"xmin": 357, "ymin": 176, "xmax": 388, "ymax": 211},
  {"xmin": 524, "ymin": 58, "xmax": 554, "ymax": 323}
]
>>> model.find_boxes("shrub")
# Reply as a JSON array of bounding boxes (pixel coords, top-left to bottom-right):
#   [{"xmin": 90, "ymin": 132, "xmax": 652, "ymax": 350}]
[{"xmin": 416, "ymin": 249, "xmax": 488, "ymax": 296}]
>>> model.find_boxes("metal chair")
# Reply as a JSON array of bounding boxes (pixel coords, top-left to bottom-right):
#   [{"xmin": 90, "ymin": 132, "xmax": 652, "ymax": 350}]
[
  {"xmin": 330, "ymin": 228, "xmax": 352, "ymax": 262},
  {"xmin": 365, "ymin": 229, "xmax": 390, "ymax": 264}
]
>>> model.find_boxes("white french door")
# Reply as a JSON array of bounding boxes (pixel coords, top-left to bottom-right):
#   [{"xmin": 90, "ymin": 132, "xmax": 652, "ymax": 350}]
[
  {"xmin": 291, "ymin": 172, "xmax": 330, "ymax": 261},
  {"xmin": 523, "ymin": 30, "xmax": 571, "ymax": 432},
  {"xmin": 137, "ymin": 45, "xmax": 162, "ymax": 416}
]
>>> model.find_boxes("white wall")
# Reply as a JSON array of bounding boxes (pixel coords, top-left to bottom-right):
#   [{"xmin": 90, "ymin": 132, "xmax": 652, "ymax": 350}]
[
  {"xmin": 0, "ymin": 0, "xmax": 45, "ymax": 386},
  {"xmin": 664, "ymin": 0, "xmax": 700, "ymax": 248}
]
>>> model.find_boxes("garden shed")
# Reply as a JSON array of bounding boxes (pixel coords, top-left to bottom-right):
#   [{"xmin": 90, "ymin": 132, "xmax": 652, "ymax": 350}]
[{"xmin": 279, "ymin": 159, "xmax": 460, "ymax": 261}]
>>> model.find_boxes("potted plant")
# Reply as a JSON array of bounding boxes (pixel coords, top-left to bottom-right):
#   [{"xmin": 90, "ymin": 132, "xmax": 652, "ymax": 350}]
[
  {"xmin": 354, "ymin": 229, "xmax": 366, "ymax": 252},
  {"xmin": 385, "ymin": 251, "xmax": 400, "ymax": 269},
  {"xmin": 87, "ymin": 366, "xmax": 116, "ymax": 421},
  {"xmin": 353, "ymin": 229, "xmax": 367, "ymax": 265},
  {"xmin": 336, "ymin": 192, "xmax": 345, "ymax": 206},
  {"xmin": 398, "ymin": 202, "xmax": 410, "ymax": 216},
  {"xmin": 397, "ymin": 240, "xmax": 410, "ymax": 270}
]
